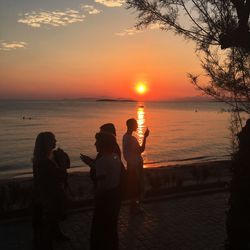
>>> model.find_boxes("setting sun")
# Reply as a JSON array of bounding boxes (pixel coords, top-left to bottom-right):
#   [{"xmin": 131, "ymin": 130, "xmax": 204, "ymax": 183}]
[{"xmin": 135, "ymin": 82, "xmax": 148, "ymax": 95}]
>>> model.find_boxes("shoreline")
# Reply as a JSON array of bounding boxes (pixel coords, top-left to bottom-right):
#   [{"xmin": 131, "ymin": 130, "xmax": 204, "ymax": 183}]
[
  {"xmin": 0, "ymin": 159, "xmax": 231, "ymax": 183},
  {"xmin": 0, "ymin": 159, "xmax": 231, "ymax": 216},
  {"xmin": 0, "ymin": 159, "xmax": 230, "ymax": 178}
]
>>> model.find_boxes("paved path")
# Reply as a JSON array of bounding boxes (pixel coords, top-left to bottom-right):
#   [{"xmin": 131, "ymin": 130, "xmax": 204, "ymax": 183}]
[{"xmin": 0, "ymin": 191, "xmax": 229, "ymax": 250}]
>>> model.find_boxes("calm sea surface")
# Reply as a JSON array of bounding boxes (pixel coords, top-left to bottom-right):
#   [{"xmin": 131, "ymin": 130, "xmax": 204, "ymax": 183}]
[{"xmin": 0, "ymin": 100, "xmax": 234, "ymax": 179}]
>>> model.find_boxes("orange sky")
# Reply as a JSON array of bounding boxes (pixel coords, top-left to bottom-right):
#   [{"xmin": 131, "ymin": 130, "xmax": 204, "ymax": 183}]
[{"xmin": 0, "ymin": 0, "xmax": 202, "ymax": 101}]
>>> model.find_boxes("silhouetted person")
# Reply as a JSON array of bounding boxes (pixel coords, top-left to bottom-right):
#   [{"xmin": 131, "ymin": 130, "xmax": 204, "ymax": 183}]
[
  {"xmin": 32, "ymin": 132, "xmax": 69, "ymax": 250},
  {"xmin": 100, "ymin": 123, "xmax": 117, "ymax": 136},
  {"xmin": 53, "ymin": 147, "xmax": 71, "ymax": 197},
  {"xmin": 238, "ymin": 119, "xmax": 250, "ymax": 151},
  {"xmin": 80, "ymin": 123, "xmax": 121, "ymax": 183},
  {"xmin": 226, "ymin": 118, "xmax": 250, "ymax": 249},
  {"xmin": 90, "ymin": 132, "xmax": 122, "ymax": 250},
  {"xmin": 122, "ymin": 118, "xmax": 149, "ymax": 215}
]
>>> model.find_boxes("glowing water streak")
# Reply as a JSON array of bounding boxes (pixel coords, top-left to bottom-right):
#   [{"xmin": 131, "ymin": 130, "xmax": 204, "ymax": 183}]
[{"xmin": 136, "ymin": 104, "xmax": 145, "ymax": 145}]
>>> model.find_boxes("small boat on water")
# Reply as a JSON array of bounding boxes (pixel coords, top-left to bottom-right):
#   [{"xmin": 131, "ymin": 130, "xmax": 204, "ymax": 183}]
[{"xmin": 22, "ymin": 116, "xmax": 32, "ymax": 120}]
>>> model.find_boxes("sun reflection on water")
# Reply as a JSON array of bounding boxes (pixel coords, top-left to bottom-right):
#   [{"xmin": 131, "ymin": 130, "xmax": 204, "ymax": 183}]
[{"xmin": 136, "ymin": 103, "xmax": 145, "ymax": 145}]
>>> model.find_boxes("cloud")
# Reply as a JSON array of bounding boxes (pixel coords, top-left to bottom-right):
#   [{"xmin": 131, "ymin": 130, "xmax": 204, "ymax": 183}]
[
  {"xmin": 115, "ymin": 23, "xmax": 165, "ymax": 36},
  {"xmin": 149, "ymin": 23, "xmax": 165, "ymax": 30},
  {"xmin": 81, "ymin": 5, "xmax": 102, "ymax": 14},
  {"xmin": 0, "ymin": 41, "xmax": 27, "ymax": 51},
  {"xmin": 18, "ymin": 9, "xmax": 85, "ymax": 28},
  {"xmin": 94, "ymin": 0, "xmax": 125, "ymax": 7},
  {"xmin": 115, "ymin": 27, "xmax": 143, "ymax": 36}
]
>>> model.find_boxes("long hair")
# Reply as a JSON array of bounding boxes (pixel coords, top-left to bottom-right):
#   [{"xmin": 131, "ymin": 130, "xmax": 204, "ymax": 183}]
[{"xmin": 32, "ymin": 131, "xmax": 55, "ymax": 165}]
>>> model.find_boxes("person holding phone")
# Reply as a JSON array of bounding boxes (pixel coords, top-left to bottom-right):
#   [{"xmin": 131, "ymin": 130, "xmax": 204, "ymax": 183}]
[
  {"xmin": 122, "ymin": 118, "xmax": 149, "ymax": 215},
  {"xmin": 82, "ymin": 132, "xmax": 122, "ymax": 250},
  {"xmin": 80, "ymin": 123, "xmax": 121, "ymax": 185}
]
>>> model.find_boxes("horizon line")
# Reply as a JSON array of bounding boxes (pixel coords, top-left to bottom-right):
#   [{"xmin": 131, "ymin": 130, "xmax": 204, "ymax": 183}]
[{"xmin": 0, "ymin": 96, "xmax": 214, "ymax": 102}]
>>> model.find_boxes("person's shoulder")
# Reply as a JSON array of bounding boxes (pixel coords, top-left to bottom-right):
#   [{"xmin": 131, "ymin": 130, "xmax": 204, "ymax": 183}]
[
  {"xmin": 106, "ymin": 154, "xmax": 121, "ymax": 169},
  {"xmin": 123, "ymin": 133, "xmax": 133, "ymax": 140},
  {"xmin": 131, "ymin": 135, "xmax": 137, "ymax": 140},
  {"xmin": 123, "ymin": 133, "xmax": 129, "ymax": 139},
  {"xmin": 122, "ymin": 133, "xmax": 129, "ymax": 142},
  {"xmin": 129, "ymin": 135, "xmax": 138, "ymax": 143},
  {"xmin": 110, "ymin": 153, "xmax": 120, "ymax": 161},
  {"xmin": 95, "ymin": 155, "xmax": 107, "ymax": 165}
]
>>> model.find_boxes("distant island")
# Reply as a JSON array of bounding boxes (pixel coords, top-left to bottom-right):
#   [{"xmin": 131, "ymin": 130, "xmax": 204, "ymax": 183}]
[{"xmin": 96, "ymin": 99, "xmax": 136, "ymax": 102}]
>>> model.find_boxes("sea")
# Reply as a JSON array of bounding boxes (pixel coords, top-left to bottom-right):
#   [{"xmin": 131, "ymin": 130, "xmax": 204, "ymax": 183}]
[{"xmin": 0, "ymin": 100, "xmax": 237, "ymax": 179}]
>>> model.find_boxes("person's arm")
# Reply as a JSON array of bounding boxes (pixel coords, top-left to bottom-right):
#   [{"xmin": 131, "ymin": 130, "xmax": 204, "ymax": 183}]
[
  {"xmin": 139, "ymin": 128, "xmax": 150, "ymax": 153},
  {"xmin": 80, "ymin": 154, "xmax": 95, "ymax": 167},
  {"xmin": 54, "ymin": 148, "xmax": 70, "ymax": 169}
]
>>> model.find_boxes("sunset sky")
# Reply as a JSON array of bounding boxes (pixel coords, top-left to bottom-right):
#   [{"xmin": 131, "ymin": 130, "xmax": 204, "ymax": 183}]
[{"xmin": 0, "ymin": 0, "xmax": 203, "ymax": 101}]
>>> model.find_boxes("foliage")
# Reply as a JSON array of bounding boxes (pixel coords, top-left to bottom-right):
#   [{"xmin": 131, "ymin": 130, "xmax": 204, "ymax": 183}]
[
  {"xmin": 127, "ymin": 0, "xmax": 250, "ymax": 112},
  {"xmin": 127, "ymin": 1, "xmax": 250, "ymax": 249},
  {"xmin": 189, "ymin": 48, "xmax": 250, "ymax": 114},
  {"xmin": 226, "ymin": 119, "xmax": 250, "ymax": 249},
  {"xmin": 127, "ymin": 0, "xmax": 250, "ymax": 51}
]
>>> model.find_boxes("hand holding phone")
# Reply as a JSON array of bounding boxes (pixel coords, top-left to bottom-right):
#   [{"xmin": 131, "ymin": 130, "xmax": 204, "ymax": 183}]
[
  {"xmin": 80, "ymin": 154, "xmax": 94, "ymax": 167},
  {"xmin": 144, "ymin": 127, "xmax": 150, "ymax": 138}
]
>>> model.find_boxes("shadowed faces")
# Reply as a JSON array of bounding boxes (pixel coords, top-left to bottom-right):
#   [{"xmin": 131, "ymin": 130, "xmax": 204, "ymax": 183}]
[{"xmin": 126, "ymin": 118, "xmax": 138, "ymax": 132}]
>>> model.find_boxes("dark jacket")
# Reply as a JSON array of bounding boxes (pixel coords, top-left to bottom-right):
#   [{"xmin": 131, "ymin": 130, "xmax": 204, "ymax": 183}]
[{"xmin": 33, "ymin": 158, "xmax": 66, "ymax": 206}]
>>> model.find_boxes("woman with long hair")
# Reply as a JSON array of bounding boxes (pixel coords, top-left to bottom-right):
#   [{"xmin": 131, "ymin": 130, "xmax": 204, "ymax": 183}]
[
  {"xmin": 90, "ymin": 132, "xmax": 122, "ymax": 250},
  {"xmin": 32, "ymin": 132, "xmax": 69, "ymax": 250}
]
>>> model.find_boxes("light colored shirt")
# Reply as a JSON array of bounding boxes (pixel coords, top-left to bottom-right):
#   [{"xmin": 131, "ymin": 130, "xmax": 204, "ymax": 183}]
[
  {"xmin": 95, "ymin": 153, "xmax": 121, "ymax": 193},
  {"xmin": 122, "ymin": 133, "xmax": 143, "ymax": 166}
]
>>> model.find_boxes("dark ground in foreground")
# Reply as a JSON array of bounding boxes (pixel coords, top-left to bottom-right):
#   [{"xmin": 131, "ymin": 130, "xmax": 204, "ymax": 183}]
[{"xmin": 0, "ymin": 190, "xmax": 228, "ymax": 250}]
